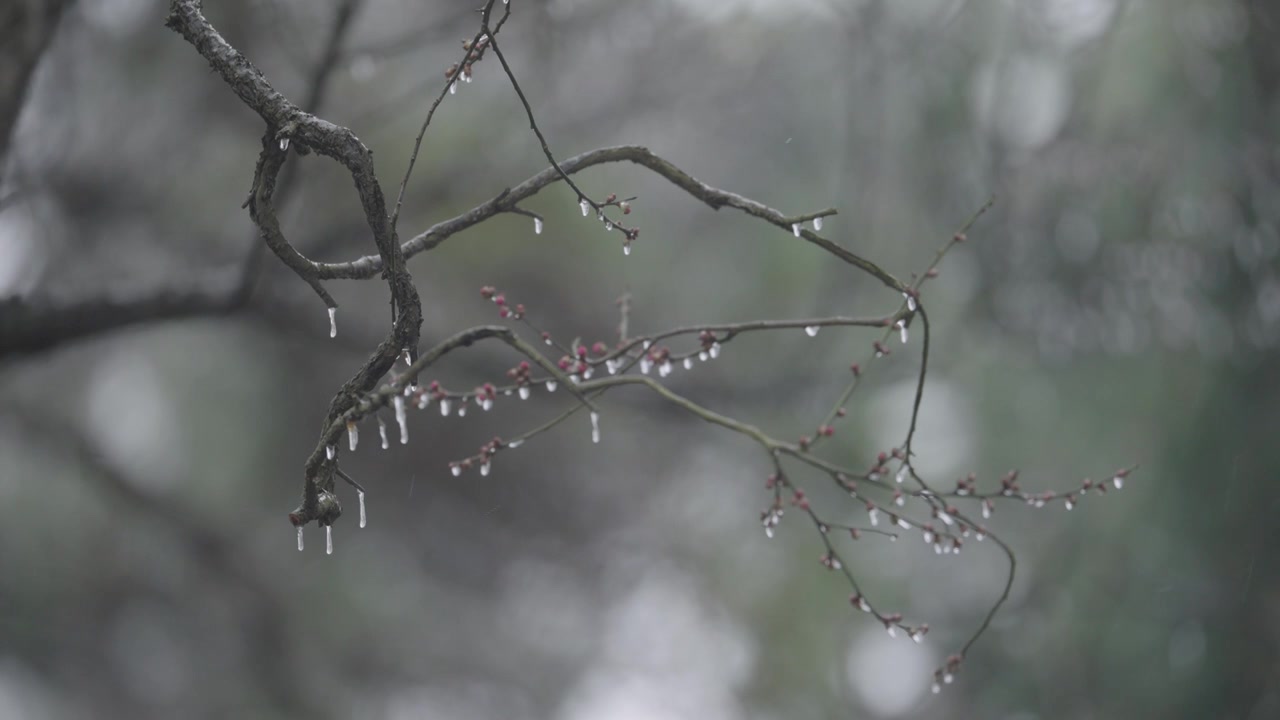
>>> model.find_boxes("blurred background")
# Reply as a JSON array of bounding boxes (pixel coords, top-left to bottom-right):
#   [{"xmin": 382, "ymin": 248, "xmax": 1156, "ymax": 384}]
[{"xmin": 2, "ymin": 0, "xmax": 1278, "ymax": 717}]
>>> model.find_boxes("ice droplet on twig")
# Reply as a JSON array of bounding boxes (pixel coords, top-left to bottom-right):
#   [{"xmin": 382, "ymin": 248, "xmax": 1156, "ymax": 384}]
[
  {"xmin": 358, "ymin": 490, "xmax": 367, "ymax": 528},
  {"xmin": 378, "ymin": 418, "xmax": 389, "ymax": 449},
  {"xmin": 394, "ymin": 396, "xmax": 408, "ymax": 444},
  {"xmin": 508, "ymin": 439, "xmax": 523, "ymax": 448},
  {"xmin": 623, "ymin": 244, "xmax": 632, "ymax": 256},
  {"xmin": 683, "ymin": 357, "xmax": 693, "ymax": 370},
  {"xmin": 325, "ymin": 525, "xmax": 333, "ymax": 555},
  {"xmin": 897, "ymin": 320, "xmax": 909, "ymax": 344},
  {"xmin": 449, "ymin": 81, "xmax": 457, "ymax": 95},
  {"xmin": 451, "ymin": 464, "xmax": 462, "ymax": 477},
  {"xmin": 658, "ymin": 360, "xmax": 672, "ymax": 377},
  {"xmin": 904, "ymin": 293, "xmax": 917, "ymax": 312},
  {"xmin": 813, "ymin": 216, "xmax": 823, "ymax": 231},
  {"xmin": 480, "ymin": 461, "xmax": 491, "ymax": 477},
  {"xmin": 640, "ymin": 356, "xmax": 653, "ymax": 375},
  {"xmin": 709, "ymin": 342, "xmax": 721, "ymax": 359},
  {"xmin": 297, "ymin": 526, "xmax": 304, "ymax": 551},
  {"xmin": 519, "ymin": 386, "xmax": 531, "ymax": 400},
  {"xmin": 791, "ymin": 223, "xmax": 802, "ymax": 238},
  {"xmin": 328, "ymin": 307, "xmax": 337, "ymax": 338},
  {"xmin": 326, "ymin": 445, "xmax": 335, "ymax": 461},
  {"xmin": 279, "ymin": 137, "xmax": 290, "ymax": 152},
  {"xmin": 1113, "ymin": 475, "xmax": 1124, "ymax": 490},
  {"xmin": 347, "ymin": 422, "xmax": 359, "ymax": 451},
  {"xmin": 534, "ymin": 217, "xmax": 543, "ymax": 235},
  {"xmin": 590, "ymin": 411, "xmax": 601, "ymax": 444},
  {"xmin": 804, "ymin": 325, "xmax": 820, "ymax": 337},
  {"xmin": 545, "ymin": 380, "xmax": 557, "ymax": 393},
  {"xmin": 440, "ymin": 398, "xmax": 451, "ymax": 416},
  {"xmin": 580, "ymin": 199, "xmax": 590, "ymax": 217}
]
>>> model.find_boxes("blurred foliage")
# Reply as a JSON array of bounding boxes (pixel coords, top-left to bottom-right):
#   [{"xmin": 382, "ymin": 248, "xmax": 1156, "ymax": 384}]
[{"xmin": 1, "ymin": 0, "xmax": 1278, "ymax": 718}]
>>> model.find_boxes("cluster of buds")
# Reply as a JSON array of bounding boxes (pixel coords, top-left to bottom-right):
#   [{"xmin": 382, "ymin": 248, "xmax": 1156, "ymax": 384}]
[
  {"xmin": 557, "ymin": 349, "xmax": 590, "ymax": 381},
  {"xmin": 639, "ymin": 345, "xmax": 674, "ymax": 376},
  {"xmin": 445, "ymin": 33, "xmax": 491, "ymax": 85},
  {"xmin": 472, "ymin": 383, "xmax": 498, "ymax": 411},
  {"xmin": 932, "ymin": 655, "xmax": 964, "ymax": 693},
  {"xmin": 697, "ymin": 330, "xmax": 722, "ymax": 361},
  {"xmin": 480, "ymin": 286, "xmax": 525, "ymax": 320},
  {"xmin": 819, "ymin": 552, "xmax": 843, "ymax": 570},
  {"xmin": 505, "ymin": 360, "xmax": 535, "ymax": 399}
]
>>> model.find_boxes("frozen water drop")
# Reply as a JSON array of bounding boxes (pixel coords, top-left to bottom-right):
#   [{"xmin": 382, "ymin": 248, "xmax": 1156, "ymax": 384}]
[
  {"xmin": 451, "ymin": 464, "xmax": 462, "ymax": 477},
  {"xmin": 508, "ymin": 439, "xmax": 523, "ymax": 449},
  {"xmin": 325, "ymin": 525, "xmax": 333, "ymax": 555},
  {"xmin": 580, "ymin": 199, "xmax": 589, "ymax": 217},
  {"xmin": 457, "ymin": 405, "xmax": 467, "ymax": 417},
  {"xmin": 519, "ymin": 386, "xmax": 531, "ymax": 400},
  {"xmin": 440, "ymin": 398, "xmax": 451, "ymax": 416},
  {"xmin": 804, "ymin": 325, "xmax": 820, "ymax": 337},
  {"xmin": 482, "ymin": 398, "xmax": 493, "ymax": 411},
  {"xmin": 623, "ymin": 244, "xmax": 631, "ymax": 256},
  {"xmin": 296, "ymin": 526, "xmax": 304, "ymax": 551},
  {"xmin": 326, "ymin": 445, "xmax": 335, "ymax": 460},
  {"xmin": 1113, "ymin": 475, "xmax": 1124, "ymax": 490},
  {"xmin": 932, "ymin": 683, "xmax": 941, "ymax": 695},
  {"xmin": 905, "ymin": 293, "xmax": 917, "ymax": 312},
  {"xmin": 379, "ymin": 418, "xmax": 389, "ymax": 449},
  {"xmin": 709, "ymin": 342, "xmax": 721, "ymax": 359},
  {"xmin": 480, "ymin": 461, "xmax": 491, "ymax": 477},
  {"xmin": 328, "ymin": 307, "xmax": 337, "ymax": 338},
  {"xmin": 279, "ymin": 137, "xmax": 290, "ymax": 151},
  {"xmin": 898, "ymin": 320, "xmax": 909, "ymax": 344},
  {"xmin": 813, "ymin": 216, "xmax": 823, "ymax": 231},
  {"xmin": 699, "ymin": 351, "xmax": 709, "ymax": 362},
  {"xmin": 358, "ymin": 490, "xmax": 366, "ymax": 529},
  {"xmin": 534, "ymin": 217, "xmax": 543, "ymax": 235},
  {"xmin": 640, "ymin": 357, "xmax": 652, "ymax": 375},
  {"xmin": 659, "ymin": 360, "xmax": 672, "ymax": 377},
  {"xmin": 394, "ymin": 396, "xmax": 408, "ymax": 444},
  {"xmin": 895, "ymin": 467, "xmax": 907, "ymax": 484},
  {"xmin": 604, "ymin": 221, "xmax": 613, "ymax": 232},
  {"xmin": 449, "ymin": 81, "xmax": 457, "ymax": 95},
  {"xmin": 683, "ymin": 357, "xmax": 693, "ymax": 370},
  {"xmin": 348, "ymin": 423, "xmax": 358, "ymax": 451},
  {"xmin": 886, "ymin": 626, "xmax": 897, "ymax": 639},
  {"xmin": 765, "ymin": 525, "xmax": 774, "ymax": 539},
  {"xmin": 606, "ymin": 359, "xmax": 618, "ymax": 375},
  {"xmin": 590, "ymin": 411, "xmax": 600, "ymax": 444},
  {"xmin": 791, "ymin": 223, "xmax": 801, "ymax": 238}
]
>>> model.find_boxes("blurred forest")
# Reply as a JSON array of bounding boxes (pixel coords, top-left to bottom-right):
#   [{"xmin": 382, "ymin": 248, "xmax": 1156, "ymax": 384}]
[{"xmin": 2, "ymin": 0, "xmax": 1279, "ymax": 718}]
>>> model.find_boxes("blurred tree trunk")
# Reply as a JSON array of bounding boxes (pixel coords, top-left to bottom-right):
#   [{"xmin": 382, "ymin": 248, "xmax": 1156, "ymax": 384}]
[{"xmin": 0, "ymin": 0, "xmax": 70, "ymax": 165}]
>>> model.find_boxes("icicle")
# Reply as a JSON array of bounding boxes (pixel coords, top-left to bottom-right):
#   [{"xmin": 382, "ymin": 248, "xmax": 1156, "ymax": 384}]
[
  {"xmin": 813, "ymin": 216, "xmax": 823, "ymax": 231},
  {"xmin": 623, "ymin": 244, "xmax": 632, "ymax": 256},
  {"xmin": 580, "ymin": 199, "xmax": 590, "ymax": 217},
  {"xmin": 325, "ymin": 445, "xmax": 335, "ymax": 461},
  {"xmin": 545, "ymin": 380, "xmax": 557, "ymax": 392},
  {"xmin": 328, "ymin": 307, "xmax": 337, "ymax": 338},
  {"xmin": 804, "ymin": 325, "xmax": 820, "ymax": 337},
  {"xmin": 297, "ymin": 526, "xmax": 304, "ymax": 551},
  {"xmin": 982, "ymin": 500, "xmax": 992, "ymax": 519},
  {"xmin": 683, "ymin": 357, "xmax": 693, "ymax": 370},
  {"xmin": 590, "ymin": 411, "xmax": 601, "ymax": 444},
  {"xmin": 358, "ymin": 490, "xmax": 367, "ymax": 528},
  {"xmin": 897, "ymin": 320, "xmax": 909, "ymax": 344},
  {"xmin": 904, "ymin": 293, "xmax": 917, "ymax": 312},
  {"xmin": 451, "ymin": 464, "xmax": 462, "ymax": 477},
  {"xmin": 379, "ymin": 418, "xmax": 389, "ymax": 449},
  {"xmin": 886, "ymin": 625, "xmax": 897, "ymax": 639},
  {"xmin": 791, "ymin": 223, "xmax": 802, "ymax": 237},
  {"xmin": 606, "ymin": 359, "xmax": 618, "ymax": 375},
  {"xmin": 640, "ymin": 356, "xmax": 653, "ymax": 375},
  {"xmin": 440, "ymin": 398, "xmax": 451, "ymax": 416},
  {"xmin": 347, "ymin": 422, "xmax": 359, "ymax": 451},
  {"xmin": 519, "ymin": 386, "xmax": 531, "ymax": 400},
  {"xmin": 534, "ymin": 217, "xmax": 543, "ymax": 235},
  {"xmin": 325, "ymin": 525, "xmax": 333, "ymax": 555},
  {"xmin": 394, "ymin": 396, "xmax": 408, "ymax": 444},
  {"xmin": 279, "ymin": 137, "xmax": 290, "ymax": 152}
]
